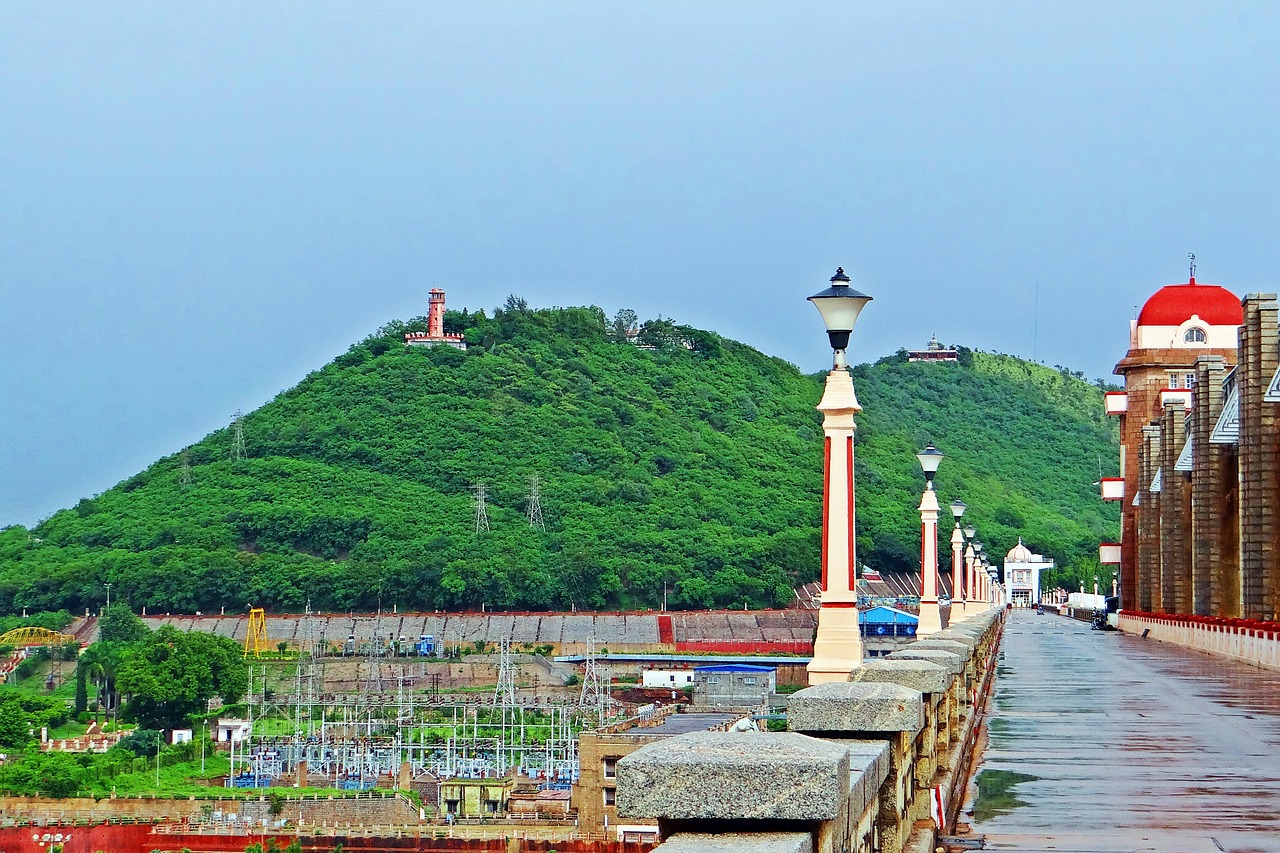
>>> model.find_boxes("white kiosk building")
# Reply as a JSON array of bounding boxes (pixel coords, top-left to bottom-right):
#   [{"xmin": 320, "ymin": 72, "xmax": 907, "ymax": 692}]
[{"xmin": 1004, "ymin": 539, "xmax": 1053, "ymax": 607}]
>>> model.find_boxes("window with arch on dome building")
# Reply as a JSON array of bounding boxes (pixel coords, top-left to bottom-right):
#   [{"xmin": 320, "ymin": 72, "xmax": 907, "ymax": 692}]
[{"xmin": 1184, "ymin": 327, "xmax": 1207, "ymax": 343}]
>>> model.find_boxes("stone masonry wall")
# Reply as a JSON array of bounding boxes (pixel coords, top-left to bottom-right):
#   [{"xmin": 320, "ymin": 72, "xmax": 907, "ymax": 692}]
[
  {"xmin": 1191, "ymin": 356, "xmax": 1231, "ymax": 616},
  {"xmin": 1238, "ymin": 295, "xmax": 1280, "ymax": 620},
  {"xmin": 1137, "ymin": 425, "xmax": 1162, "ymax": 612},
  {"xmin": 1159, "ymin": 403, "xmax": 1190, "ymax": 614}
]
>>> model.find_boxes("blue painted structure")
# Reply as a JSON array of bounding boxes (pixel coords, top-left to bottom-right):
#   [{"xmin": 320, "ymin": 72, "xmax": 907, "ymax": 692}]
[{"xmin": 859, "ymin": 605, "xmax": 919, "ymax": 637}]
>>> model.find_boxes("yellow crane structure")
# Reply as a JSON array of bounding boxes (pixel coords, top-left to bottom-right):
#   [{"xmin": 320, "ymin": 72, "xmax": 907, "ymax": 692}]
[
  {"xmin": 244, "ymin": 608, "xmax": 269, "ymax": 658},
  {"xmin": 0, "ymin": 626, "xmax": 77, "ymax": 648}
]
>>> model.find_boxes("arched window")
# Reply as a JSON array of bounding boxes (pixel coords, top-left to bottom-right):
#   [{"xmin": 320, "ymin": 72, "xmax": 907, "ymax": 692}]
[{"xmin": 1184, "ymin": 327, "xmax": 1207, "ymax": 343}]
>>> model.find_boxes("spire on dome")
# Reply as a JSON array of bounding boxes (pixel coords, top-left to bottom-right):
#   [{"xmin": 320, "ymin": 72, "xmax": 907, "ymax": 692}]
[{"xmin": 1188, "ymin": 252, "xmax": 1196, "ymax": 285}]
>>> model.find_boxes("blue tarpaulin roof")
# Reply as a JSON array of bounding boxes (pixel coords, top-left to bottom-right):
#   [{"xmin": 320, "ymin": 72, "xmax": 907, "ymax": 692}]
[
  {"xmin": 859, "ymin": 605, "xmax": 919, "ymax": 625},
  {"xmin": 692, "ymin": 664, "xmax": 776, "ymax": 673}
]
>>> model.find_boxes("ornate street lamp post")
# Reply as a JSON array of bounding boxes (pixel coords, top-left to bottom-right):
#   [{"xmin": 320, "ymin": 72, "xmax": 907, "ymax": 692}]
[
  {"xmin": 916, "ymin": 443, "xmax": 944, "ymax": 636},
  {"xmin": 949, "ymin": 500, "xmax": 968, "ymax": 623},
  {"xmin": 963, "ymin": 523, "xmax": 977, "ymax": 604},
  {"xmin": 805, "ymin": 268, "xmax": 873, "ymax": 685}
]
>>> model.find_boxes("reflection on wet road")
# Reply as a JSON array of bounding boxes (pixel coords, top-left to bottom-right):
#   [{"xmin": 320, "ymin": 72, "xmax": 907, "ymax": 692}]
[{"xmin": 971, "ymin": 610, "xmax": 1280, "ymax": 853}]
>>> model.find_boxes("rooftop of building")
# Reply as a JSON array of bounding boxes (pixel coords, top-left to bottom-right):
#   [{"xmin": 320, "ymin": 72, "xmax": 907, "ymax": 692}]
[{"xmin": 1137, "ymin": 277, "xmax": 1242, "ymax": 327}]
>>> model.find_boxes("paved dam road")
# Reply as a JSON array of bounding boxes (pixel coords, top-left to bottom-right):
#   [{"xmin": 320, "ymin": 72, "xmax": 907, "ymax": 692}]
[{"xmin": 970, "ymin": 610, "xmax": 1280, "ymax": 853}]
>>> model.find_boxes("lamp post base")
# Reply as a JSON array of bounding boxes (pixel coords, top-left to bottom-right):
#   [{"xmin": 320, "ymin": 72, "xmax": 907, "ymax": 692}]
[
  {"xmin": 917, "ymin": 601, "xmax": 943, "ymax": 636},
  {"xmin": 806, "ymin": 606, "xmax": 864, "ymax": 684},
  {"xmin": 950, "ymin": 600, "xmax": 969, "ymax": 624}
]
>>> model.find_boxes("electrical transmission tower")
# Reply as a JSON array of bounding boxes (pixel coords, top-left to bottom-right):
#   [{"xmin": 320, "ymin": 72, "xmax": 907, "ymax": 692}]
[
  {"xmin": 472, "ymin": 483, "xmax": 490, "ymax": 534},
  {"xmin": 578, "ymin": 631, "xmax": 610, "ymax": 726},
  {"xmin": 526, "ymin": 475, "xmax": 545, "ymax": 531},
  {"xmin": 179, "ymin": 448, "xmax": 192, "ymax": 488},
  {"xmin": 494, "ymin": 637, "xmax": 517, "ymax": 707},
  {"xmin": 231, "ymin": 411, "xmax": 247, "ymax": 462}
]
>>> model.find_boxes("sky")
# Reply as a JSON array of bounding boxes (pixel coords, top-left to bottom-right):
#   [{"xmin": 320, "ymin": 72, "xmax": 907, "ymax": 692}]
[{"xmin": 2, "ymin": 2, "xmax": 1279, "ymax": 527}]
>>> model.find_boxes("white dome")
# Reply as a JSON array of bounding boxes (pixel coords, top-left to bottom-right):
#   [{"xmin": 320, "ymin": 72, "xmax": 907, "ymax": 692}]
[{"xmin": 1006, "ymin": 538, "xmax": 1034, "ymax": 563}]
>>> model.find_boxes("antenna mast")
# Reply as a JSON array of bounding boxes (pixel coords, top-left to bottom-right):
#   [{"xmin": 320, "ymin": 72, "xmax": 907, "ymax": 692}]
[
  {"xmin": 179, "ymin": 448, "xmax": 192, "ymax": 488},
  {"xmin": 472, "ymin": 483, "xmax": 490, "ymax": 534},
  {"xmin": 526, "ymin": 474, "xmax": 546, "ymax": 531}
]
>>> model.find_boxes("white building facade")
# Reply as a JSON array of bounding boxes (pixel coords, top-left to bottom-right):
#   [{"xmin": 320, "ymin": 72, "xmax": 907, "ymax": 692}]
[{"xmin": 1004, "ymin": 539, "xmax": 1054, "ymax": 607}]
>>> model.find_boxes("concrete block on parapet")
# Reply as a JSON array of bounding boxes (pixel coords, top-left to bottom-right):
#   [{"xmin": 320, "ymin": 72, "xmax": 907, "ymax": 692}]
[
  {"xmin": 655, "ymin": 833, "xmax": 813, "ymax": 853},
  {"xmin": 825, "ymin": 738, "xmax": 891, "ymax": 820},
  {"xmin": 930, "ymin": 631, "xmax": 978, "ymax": 650},
  {"xmin": 947, "ymin": 618, "xmax": 992, "ymax": 636},
  {"xmin": 787, "ymin": 682, "xmax": 924, "ymax": 736},
  {"xmin": 904, "ymin": 639, "xmax": 972, "ymax": 661},
  {"xmin": 886, "ymin": 648, "xmax": 964, "ymax": 677},
  {"xmin": 616, "ymin": 731, "xmax": 849, "ymax": 821},
  {"xmin": 850, "ymin": 659, "xmax": 951, "ymax": 696}
]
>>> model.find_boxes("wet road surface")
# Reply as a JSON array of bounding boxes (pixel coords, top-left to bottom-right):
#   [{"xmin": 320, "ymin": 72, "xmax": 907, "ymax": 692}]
[{"xmin": 969, "ymin": 610, "xmax": 1280, "ymax": 853}]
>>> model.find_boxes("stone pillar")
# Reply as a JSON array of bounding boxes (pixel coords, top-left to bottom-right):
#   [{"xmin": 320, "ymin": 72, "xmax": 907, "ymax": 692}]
[
  {"xmin": 1137, "ymin": 424, "xmax": 1163, "ymax": 612},
  {"xmin": 917, "ymin": 487, "xmax": 943, "ymax": 636},
  {"xmin": 949, "ymin": 524, "xmax": 967, "ymax": 623},
  {"xmin": 1191, "ymin": 356, "xmax": 1234, "ymax": 616},
  {"xmin": 808, "ymin": 368, "xmax": 864, "ymax": 684},
  {"xmin": 1159, "ymin": 403, "xmax": 1191, "ymax": 614},
  {"xmin": 788, "ymin": 682, "xmax": 925, "ymax": 853},
  {"xmin": 295, "ymin": 759, "xmax": 308, "ymax": 789},
  {"xmin": 1237, "ymin": 294, "xmax": 1280, "ymax": 621}
]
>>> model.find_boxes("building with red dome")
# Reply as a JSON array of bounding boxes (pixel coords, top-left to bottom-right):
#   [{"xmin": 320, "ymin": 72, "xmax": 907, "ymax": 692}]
[{"xmin": 1106, "ymin": 274, "xmax": 1242, "ymax": 613}]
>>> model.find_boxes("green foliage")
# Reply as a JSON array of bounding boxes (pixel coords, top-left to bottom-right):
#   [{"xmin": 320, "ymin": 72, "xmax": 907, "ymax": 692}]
[
  {"xmin": 3, "ymin": 751, "xmax": 86, "ymax": 798},
  {"xmin": 116, "ymin": 727, "xmax": 163, "ymax": 756},
  {"xmin": 98, "ymin": 604, "xmax": 150, "ymax": 643},
  {"xmin": 0, "ymin": 698, "xmax": 31, "ymax": 747},
  {"xmin": 0, "ymin": 308, "xmax": 1117, "ymax": 613},
  {"xmin": 116, "ymin": 626, "xmax": 247, "ymax": 730}
]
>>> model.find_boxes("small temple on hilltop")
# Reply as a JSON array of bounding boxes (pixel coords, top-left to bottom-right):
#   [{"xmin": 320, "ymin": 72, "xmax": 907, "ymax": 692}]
[
  {"xmin": 405, "ymin": 288, "xmax": 468, "ymax": 350},
  {"xmin": 908, "ymin": 335, "xmax": 958, "ymax": 363}
]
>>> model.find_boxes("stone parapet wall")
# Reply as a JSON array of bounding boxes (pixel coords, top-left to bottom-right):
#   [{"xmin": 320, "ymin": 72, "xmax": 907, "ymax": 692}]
[
  {"xmin": 615, "ymin": 608, "xmax": 1007, "ymax": 853},
  {"xmin": 0, "ymin": 792, "xmax": 416, "ymax": 827},
  {"xmin": 1118, "ymin": 611, "xmax": 1280, "ymax": 671}
]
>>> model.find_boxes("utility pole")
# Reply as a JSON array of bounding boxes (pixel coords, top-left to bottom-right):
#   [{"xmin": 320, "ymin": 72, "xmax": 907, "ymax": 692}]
[
  {"xmin": 104, "ymin": 583, "xmax": 112, "ymax": 614},
  {"xmin": 472, "ymin": 483, "xmax": 490, "ymax": 534}
]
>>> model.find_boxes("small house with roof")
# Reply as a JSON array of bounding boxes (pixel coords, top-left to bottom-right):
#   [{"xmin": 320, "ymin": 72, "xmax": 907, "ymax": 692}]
[{"xmin": 690, "ymin": 664, "xmax": 776, "ymax": 708}]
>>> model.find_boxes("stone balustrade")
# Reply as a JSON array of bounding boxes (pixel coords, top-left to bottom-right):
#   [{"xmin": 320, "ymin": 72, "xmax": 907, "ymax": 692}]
[
  {"xmin": 616, "ymin": 608, "xmax": 1006, "ymax": 853},
  {"xmin": 1118, "ymin": 611, "xmax": 1280, "ymax": 671}
]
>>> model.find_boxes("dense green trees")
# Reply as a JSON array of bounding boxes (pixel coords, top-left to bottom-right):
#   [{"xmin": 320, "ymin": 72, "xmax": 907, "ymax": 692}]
[
  {"xmin": 115, "ymin": 626, "xmax": 247, "ymax": 730},
  {"xmin": 0, "ymin": 305, "xmax": 1117, "ymax": 613}
]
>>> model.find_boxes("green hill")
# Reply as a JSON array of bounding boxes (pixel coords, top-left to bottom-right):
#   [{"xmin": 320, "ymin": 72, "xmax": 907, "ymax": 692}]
[{"xmin": 0, "ymin": 304, "xmax": 1118, "ymax": 614}]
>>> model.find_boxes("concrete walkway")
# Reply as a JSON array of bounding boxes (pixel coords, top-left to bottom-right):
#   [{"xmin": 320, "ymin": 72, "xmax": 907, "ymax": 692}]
[{"xmin": 970, "ymin": 610, "xmax": 1280, "ymax": 853}]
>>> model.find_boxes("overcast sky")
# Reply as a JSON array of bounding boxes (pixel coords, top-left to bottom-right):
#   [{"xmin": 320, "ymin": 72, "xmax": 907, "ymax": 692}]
[{"xmin": 2, "ymin": 2, "xmax": 1278, "ymax": 527}]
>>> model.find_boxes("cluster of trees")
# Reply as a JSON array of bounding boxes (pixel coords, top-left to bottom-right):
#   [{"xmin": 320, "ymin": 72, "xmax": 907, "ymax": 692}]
[
  {"xmin": 73, "ymin": 605, "xmax": 246, "ymax": 731},
  {"xmin": 0, "ymin": 304, "xmax": 1117, "ymax": 614}
]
